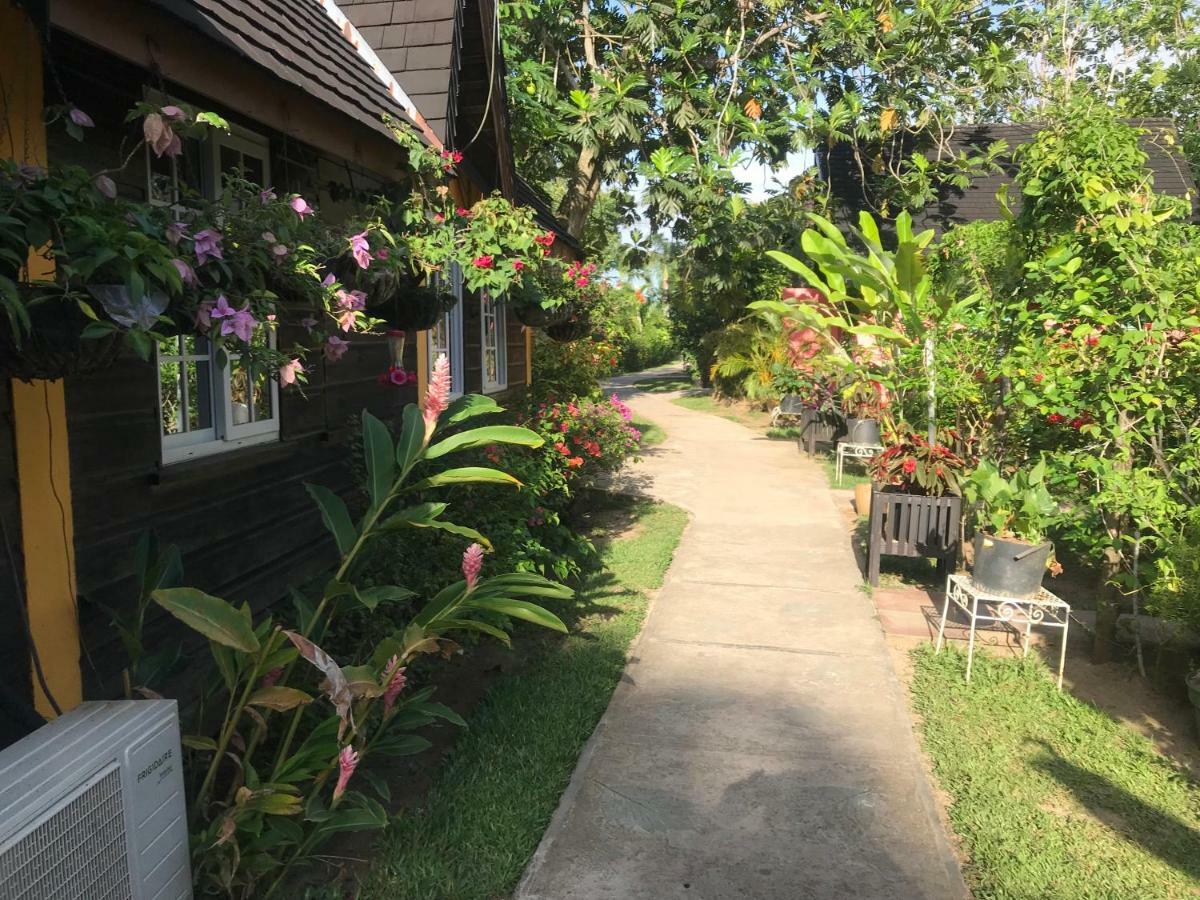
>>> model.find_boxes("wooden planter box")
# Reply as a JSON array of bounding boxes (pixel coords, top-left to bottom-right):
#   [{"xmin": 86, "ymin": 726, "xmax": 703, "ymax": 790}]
[
  {"xmin": 866, "ymin": 485, "xmax": 962, "ymax": 586},
  {"xmin": 798, "ymin": 408, "xmax": 841, "ymax": 456}
]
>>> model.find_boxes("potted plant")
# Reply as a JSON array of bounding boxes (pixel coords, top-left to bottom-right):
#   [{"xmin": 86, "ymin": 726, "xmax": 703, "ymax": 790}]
[
  {"xmin": 962, "ymin": 459, "xmax": 1059, "ymax": 599},
  {"xmin": 863, "ymin": 424, "xmax": 973, "ymax": 585},
  {"xmin": 841, "ymin": 379, "xmax": 887, "ymax": 445},
  {"xmin": 770, "ymin": 364, "xmax": 840, "ymax": 453}
]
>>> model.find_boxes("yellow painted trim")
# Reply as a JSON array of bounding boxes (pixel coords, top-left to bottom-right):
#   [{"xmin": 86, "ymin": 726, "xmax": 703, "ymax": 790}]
[
  {"xmin": 4, "ymin": 5, "xmax": 82, "ymax": 716},
  {"xmin": 416, "ymin": 330, "xmax": 429, "ymax": 400},
  {"xmin": 525, "ymin": 327, "xmax": 533, "ymax": 386},
  {"xmin": 12, "ymin": 382, "xmax": 82, "ymax": 716}
]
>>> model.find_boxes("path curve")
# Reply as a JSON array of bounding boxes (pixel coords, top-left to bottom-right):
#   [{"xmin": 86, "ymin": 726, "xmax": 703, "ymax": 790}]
[{"xmin": 516, "ymin": 367, "xmax": 967, "ymax": 900}]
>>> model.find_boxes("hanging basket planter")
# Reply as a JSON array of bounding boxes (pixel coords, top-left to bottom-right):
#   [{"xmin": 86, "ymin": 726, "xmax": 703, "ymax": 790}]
[
  {"xmin": 369, "ymin": 283, "xmax": 455, "ymax": 331},
  {"xmin": 544, "ymin": 308, "xmax": 591, "ymax": 343},
  {"xmin": 0, "ymin": 287, "xmax": 123, "ymax": 382}
]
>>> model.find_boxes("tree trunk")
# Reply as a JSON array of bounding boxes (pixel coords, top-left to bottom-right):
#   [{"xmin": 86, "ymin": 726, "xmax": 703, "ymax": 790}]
[
  {"xmin": 1092, "ymin": 540, "xmax": 1123, "ymax": 664},
  {"xmin": 560, "ymin": 142, "xmax": 602, "ymax": 238}
]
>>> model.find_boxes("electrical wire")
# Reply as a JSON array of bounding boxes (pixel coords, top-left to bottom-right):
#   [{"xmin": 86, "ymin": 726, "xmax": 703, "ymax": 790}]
[{"xmin": 462, "ymin": 0, "xmax": 500, "ymax": 151}]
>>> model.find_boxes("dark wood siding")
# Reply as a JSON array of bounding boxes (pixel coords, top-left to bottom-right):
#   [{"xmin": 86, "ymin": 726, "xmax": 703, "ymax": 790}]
[{"xmin": 46, "ymin": 38, "xmax": 422, "ymax": 698}]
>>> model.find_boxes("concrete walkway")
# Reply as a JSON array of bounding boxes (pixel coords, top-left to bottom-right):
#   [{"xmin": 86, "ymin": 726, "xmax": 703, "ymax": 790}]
[{"xmin": 516, "ymin": 367, "xmax": 967, "ymax": 900}]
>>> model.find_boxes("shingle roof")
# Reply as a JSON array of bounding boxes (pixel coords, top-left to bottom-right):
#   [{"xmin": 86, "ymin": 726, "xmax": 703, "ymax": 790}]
[
  {"xmin": 821, "ymin": 120, "xmax": 1197, "ymax": 233},
  {"xmin": 144, "ymin": 0, "xmax": 420, "ymax": 143},
  {"xmin": 338, "ymin": 0, "xmax": 462, "ymax": 145}
]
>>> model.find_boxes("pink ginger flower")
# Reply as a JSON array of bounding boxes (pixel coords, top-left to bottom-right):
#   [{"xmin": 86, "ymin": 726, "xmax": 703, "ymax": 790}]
[
  {"xmin": 193, "ymin": 228, "xmax": 224, "ymax": 266},
  {"xmin": 462, "ymin": 543, "xmax": 484, "ymax": 591},
  {"xmin": 290, "ymin": 196, "xmax": 314, "ymax": 219},
  {"xmin": 381, "ymin": 656, "xmax": 407, "ymax": 715},
  {"xmin": 325, "ymin": 334, "xmax": 349, "ymax": 362},
  {"xmin": 423, "ymin": 353, "xmax": 451, "ymax": 437},
  {"xmin": 279, "ymin": 358, "xmax": 304, "ymax": 386},
  {"xmin": 332, "ymin": 745, "xmax": 359, "ymax": 804},
  {"xmin": 350, "ymin": 230, "xmax": 372, "ymax": 269}
]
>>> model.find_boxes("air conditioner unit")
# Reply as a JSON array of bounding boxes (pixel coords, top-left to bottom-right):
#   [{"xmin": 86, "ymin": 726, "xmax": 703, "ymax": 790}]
[{"xmin": 0, "ymin": 700, "xmax": 192, "ymax": 899}]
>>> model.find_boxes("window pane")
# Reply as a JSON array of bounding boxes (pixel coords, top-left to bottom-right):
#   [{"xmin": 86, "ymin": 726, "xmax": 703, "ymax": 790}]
[
  {"xmin": 230, "ymin": 363, "xmax": 250, "ymax": 426},
  {"xmin": 243, "ymin": 153, "xmax": 265, "ymax": 186},
  {"xmin": 250, "ymin": 365, "xmax": 272, "ymax": 423},
  {"xmin": 148, "ymin": 153, "xmax": 175, "ymax": 205},
  {"xmin": 160, "ymin": 359, "xmax": 183, "ymax": 435},
  {"xmin": 189, "ymin": 359, "xmax": 213, "ymax": 431}
]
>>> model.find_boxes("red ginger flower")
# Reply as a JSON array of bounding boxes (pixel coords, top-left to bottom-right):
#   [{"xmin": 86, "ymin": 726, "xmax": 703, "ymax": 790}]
[
  {"xmin": 423, "ymin": 353, "xmax": 452, "ymax": 438},
  {"xmin": 333, "ymin": 746, "xmax": 359, "ymax": 804},
  {"xmin": 381, "ymin": 655, "xmax": 407, "ymax": 715},
  {"xmin": 462, "ymin": 542, "xmax": 484, "ymax": 591}
]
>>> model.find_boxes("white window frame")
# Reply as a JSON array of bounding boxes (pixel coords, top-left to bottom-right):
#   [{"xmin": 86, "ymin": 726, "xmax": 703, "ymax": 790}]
[
  {"xmin": 154, "ymin": 118, "xmax": 280, "ymax": 464},
  {"xmin": 480, "ymin": 290, "xmax": 507, "ymax": 393},
  {"xmin": 428, "ymin": 264, "xmax": 465, "ymax": 397}
]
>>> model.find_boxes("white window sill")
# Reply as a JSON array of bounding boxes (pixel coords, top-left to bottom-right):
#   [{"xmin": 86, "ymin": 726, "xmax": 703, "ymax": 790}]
[{"xmin": 162, "ymin": 430, "xmax": 279, "ymax": 466}]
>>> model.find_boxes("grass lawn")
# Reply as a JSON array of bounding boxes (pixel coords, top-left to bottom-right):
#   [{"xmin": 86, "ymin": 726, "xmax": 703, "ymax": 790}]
[
  {"xmin": 632, "ymin": 417, "xmax": 666, "ymax": 447},
  {"xmin": 363, "ymin": 494, "xmax": 688, "ymax": 900},
  {"xmin": 670, "ymin": 394, "xmax": 772, "ymax": 430},
  {"xmin": 909, "ymin": 644, "xmax": 1200, "ymax": 899}
]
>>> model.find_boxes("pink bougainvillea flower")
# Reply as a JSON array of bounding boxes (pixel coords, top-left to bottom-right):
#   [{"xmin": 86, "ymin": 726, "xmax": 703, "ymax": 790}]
[
  {"xmin": 210, "ymin": 294, "xmax": 235, "ymax": 320},
  {"xmin": 93, "ymin": 174, "xmax": 117, "ymax": 199},
  {"xmin": 472, "ymin": 255, "xmax": 494, "ymax": 269},
  {"xmin": 279, "ymin": 358, "xmax": 304, "ymax": 386},
  {"xmin": 350, "ymin": 230, "xmax": 372, "ymax": 269},
  {"xmin": 455, "ymin": 207, "xmax": 472, "ymax": 217},
  {"xmin": 575, "ymin": 276, "xmax": 589, "ymax": 287},
  {"xmin": 462, "ymin": 543, "xmax": 484, "ymax": 591},
  {"xmin": 160, "ymin": 105, "xmax": 186, "ymax": 121},
  {"xmin": 262, "ymin": 231, "xmax": 277, "ymax": 243},
  {"xmin": 271, "ymin": 243, "xmax": 288, "ymax": 259},
  {"xmin": 512, "ymin": 259, "xmax": 526, "ymax": 272},
  {"xmin": 195, "ymin": 300, "xmax": 214, "ymax": 331},
  {"xmin": 375, "ymin": 247, "xmax": 389, "ymax": 261},
  {"xmin": 324, "ymin": 334, "xmax": 349, "ymax": 362},
  {"xmin": 290, "ymin": 196, "xmax": 314, "ymax": 219},
  {"xmin": 450, "ymin": 150, "xmax": 464, "ymax": 163},
  {"xmin": 170, "ymin": 257, "xmax": 198, "ymax": 287},
  {"xmin": 143, "ymin": 113, "xmax": 180, "ymax": 158},
  {"xmin": 337, "ymin": 309, "xmax": 358, "ymax": 333},
  {"xmin": 193, "ymin": 228, "xmax": 224, "ymax": 266},
  {"xmin": 336, "ymin": 289, "xmax": 367, "ymax": 311},
  {"xmin": 321, "ymin": 272, "xmax": 336, "ymax": 288},
  {"xmin": 165, "ymin": 221, "xmax": 189, "ymax": 246},
  {"xmin": 221, "ymin": 305, "xmax": 257, "ymax": 343},
  {"xmin": 68, "ymin": 107, "xmax": 94, "ymax": 128},
  {"xmin": 423, "ymin": 353, "xmax": 451, "ymax": 437},
  {"xmin": 381, "ymin": 655, "xmax": 407, "ymax": 715},
  {"xmin": 534, "ymin": 232, "xmax": 556, "ymax": 248},
  {"xmin": 433, "ymin": 212, "xmax": 445, "ymax": 224},
  {"xmin": 301, "ymin": 316, "xmax": 318, "ymax": 330},
  {"xmin": 259, "ymin": 187, "xmax": 277, "ymax": 204},
  {"xmin": 332, "ymin": 745, "xmax": 359, "ymax": 805}
]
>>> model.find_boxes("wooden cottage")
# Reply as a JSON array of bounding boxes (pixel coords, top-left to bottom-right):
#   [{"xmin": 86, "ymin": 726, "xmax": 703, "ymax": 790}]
[{"xmin": 0, "ymin": 0, "xmax": 576, "ymax": 745}]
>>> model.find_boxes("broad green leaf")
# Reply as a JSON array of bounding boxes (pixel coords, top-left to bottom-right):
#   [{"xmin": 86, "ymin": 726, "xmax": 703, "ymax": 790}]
[
  {"xmin": 464, "ymin": 597, "xmax": 567, "ymax": 632},
  {"xmin": 355, "ymin": 584, "xmax": 416, "ymax": 611},
  {"xmin": 408, "ymin": 467, "xmax": 521, "ymax": 491},
  {"xmin": 425, "ymin": 425, "xmax": 543, "ymax": 460},
  {"xmin": 378, "ymin": 502, "xmax": 449, "ymax": 530},
  {"xmin": 305, "ymin": 483, "xmax": 357, "ymax": 556},
  {"xmin": 248, "ymin": 686, "xmax": 314, "ymax": 711},
  {"xmin": 442, "ymin": 394, "xmax": 504, "ymax": 425},
  {"xmin": 413, "ymin": 582, "xmax": 469, "ymax": 628},
  {"xmin": 421, "ymin": 519, "xmax": 493, "ymax": 549},
  {"xmin": 182, "ymin": 735, "xmax": 218, "ymax": 751},
  {"xmin": 436, "ymin": 618, "xmax": 512, "ymax": 645},
  {"xmin": 395, "ymin": 403, "xmax": 425, "ymax": 472},
  {"xmin": 471, "ymin": 572, "xmax": 574, "ymax": 601},
  {"xmin": 362, "ymin": 410, "xmax": 395, "ymax": 512},
  {"xmin": 152, "ymin": 588, "xmax": 260, "ymax": 653},
  {"xmin": 418, "ymin": 701, "xmax": 467, "ymax": 727}
]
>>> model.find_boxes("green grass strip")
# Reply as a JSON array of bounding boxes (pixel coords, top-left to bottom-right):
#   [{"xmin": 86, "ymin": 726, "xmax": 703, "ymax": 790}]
[
  {"xmin": 909, "ymin": 644, "xmax": 1200, "ymax": 899},
  {"xmin": 364, "ymin": 496, "xmax": 688, "ymax": 900},
  {"xmin": 632, "ymin": 417, "xmax": 666, "ymax": 447}
]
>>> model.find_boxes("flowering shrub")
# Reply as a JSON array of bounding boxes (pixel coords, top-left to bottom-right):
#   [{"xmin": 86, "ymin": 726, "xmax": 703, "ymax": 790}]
[
  {"xmin": 137, "ymin": 360, "xmax": 574, "ymax": 896},
  {"xmin": 527, "ymin": 394, "xmax": 642, "ymax": 481},
  {"xmin": 867, "ymin": 424, "xmax": 974, "ymax": 496},
  {"xmin": 529, "ymin": 332, "xmax": 620, "ymax": 404}
]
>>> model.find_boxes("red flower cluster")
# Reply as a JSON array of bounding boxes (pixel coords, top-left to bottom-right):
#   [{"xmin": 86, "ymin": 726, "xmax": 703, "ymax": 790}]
[{"xmin": 526, "ymin": 395, "xmax": 641, "ymax": 480}]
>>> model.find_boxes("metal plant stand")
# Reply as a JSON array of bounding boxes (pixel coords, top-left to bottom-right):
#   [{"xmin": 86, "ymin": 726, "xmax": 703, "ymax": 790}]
[
  {"xmin": 835, "ymin": 440, "xmax": 882, "ymax": 485},
  {"xmin": 935, "ymin": 573, "xmax": 1071, "ymax": 689}
]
